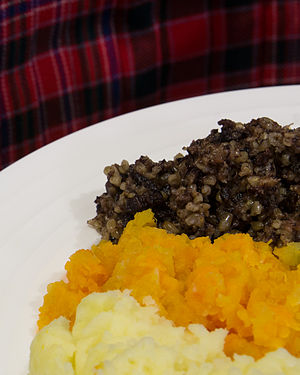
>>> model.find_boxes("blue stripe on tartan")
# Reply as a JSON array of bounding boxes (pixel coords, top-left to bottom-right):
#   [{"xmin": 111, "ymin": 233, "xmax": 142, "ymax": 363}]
[{"xmin": 2, "ymin": 0, "xmax": 53, "ymax": 20}]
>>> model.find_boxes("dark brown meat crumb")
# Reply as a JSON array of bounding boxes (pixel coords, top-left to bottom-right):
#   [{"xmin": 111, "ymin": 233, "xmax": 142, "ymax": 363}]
[{"xmin": 88, "ymin": 118, "xmax": 300, "ymax": 247}]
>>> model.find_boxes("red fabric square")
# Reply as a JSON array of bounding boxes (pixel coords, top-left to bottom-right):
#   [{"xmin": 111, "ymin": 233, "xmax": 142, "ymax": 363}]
[
  {"xmin": 13, "ymin": 70, "xmax": 27, "ymax": 109},
  {"xmin": 168, "ymin": 16, "xmax": 209, "ymax": 61},
  {"xmin": 281, "ymin": 63, "xmax": 300, "ymax": 83},
  {"xmin": 209, "ymin": 74, "xmax": 225, "ymax": 93},
  {"xmin": 264, "ymin": 3, "xmax": 279, "ymax": 40},
  {"xmin": 261, "ymin": 64, "xmax": 277, "ymax": 85},
  {"xmin": 117, "ymin": 36, "xmax": 134, "ymax": 76},
  {"xmin": 166, "ymin": 79, "xmax": 207, "ymax": 101},
  {"xmin": 83, "ymin": 44, "xmax": 97, "ymax": 82},
  {"xmin": 67, "ymin": 47, "xmax": 85, "ymax": 87},
  {"xmin": 37, "ymin": 4, "xmax": 56, "ymax": 27},
  {"xmin": 284, "ymin": 1, "xmax": 300, "ymax": 37},
  {"xmin": 36, "ymin": 55, "xmax": 61, "ymax": 97},
  {"xmin": 24, "ymin": 10, "xmax": 34, "ymax": 32},
  {"xmin": 211, "ymin": 10, "xmax": 226, "ymax": 50},
  {"xmin": 96, "ymin": 38, "xmax": 112, "ymax": 83},
  {"xmin": 1, "ymin": 72, "xmax": 14, "ymax": 114},
  {"xmin": 24, "ymin": 62, "xmax": 39, "ymax": 104}
]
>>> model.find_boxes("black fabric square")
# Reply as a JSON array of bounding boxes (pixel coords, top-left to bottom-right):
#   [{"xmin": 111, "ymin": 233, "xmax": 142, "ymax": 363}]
[
  {"xmin": 277, "ymin": 39, "xmax": 300, "ymax": 64},
  {"xmin": 101, "ymin": 8, "xmax": 111, "ymax": 37},
  {"xmin": 27, "ymin": 110, "xmax": 35, "ymax": 139},
  {"xmin": 83, "ymin": 87, "xmax": 92, "ymax": 116},
  {"xmin": 14, "ymin": 113, "xmax": 24, "ymax": 143},
  {"xmin": 225, "ymin": 0, "xmax": 254, "ymax": 7},
  {"xmin": 87, "ymin": 12, "xmax": 98, "ymax": 40},
  {"xmin": 277, "ymin": 40, "xmax": 286, "ymax": 65},
  {"xmin": 128, "ymin": 2, "xmax": 153, "ymax": 32},
  {"xmin": 44, "ymin": 97, "xmax": 64, "ymax": 127},
  {"xmin": 1, "ymin": 119, "xmax": 10, "ymax": 149},
  {"xmin": 135, "ymin": 68, "xmax": 157, "ymax": 97},
  {"xmin": 161, "ymin": 63, "xmax": 170, "ymax": 87},
  {"xmin": 160, "ymin": 0, "xmax": 168, "ymax": 22},
  {"xmin": 18, "ymin": 37, "xmax": 27, "ymax": 65},
  {"xmin": 225, "ymin": 46, "xmax": 252, "ymax": 72},
  {"xmin": 75, "ymin": 16, "xmax": 84, "ymax": 44},
  {"xmin": 7, "ymin": 39, "xmax": 16, "ymax": 69},
  {"xmin": 82, "ymin": 83, "xmax": 105, "ymax": 116},
  {"xmin": 164, "ymin": 0, "xmax": 208, "ymax": 19}
]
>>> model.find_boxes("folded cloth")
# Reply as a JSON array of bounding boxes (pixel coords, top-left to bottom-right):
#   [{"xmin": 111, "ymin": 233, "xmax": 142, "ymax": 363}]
[{"xmin": 0, "ymin": 0, "xmax": 300, "ymax": 169}]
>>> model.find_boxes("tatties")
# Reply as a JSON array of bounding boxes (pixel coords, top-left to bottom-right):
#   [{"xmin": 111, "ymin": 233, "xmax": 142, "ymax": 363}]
[{"xmin": 29, "ymin": 291, "xmax": 300, "ymax": 375}]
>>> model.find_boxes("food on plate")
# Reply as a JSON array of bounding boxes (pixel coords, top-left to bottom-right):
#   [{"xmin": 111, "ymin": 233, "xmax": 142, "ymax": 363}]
[
  {"xmin": 29, "ymin": 290, "xmax": 300, "ymax": 375},
  {"xmin": 88, "ymin": 117, "xmax": 299, "ymax": 247},
  {"xmin": 37, "ymin": 211, "xmax": 300, "ymax": 362},
  {"xmin": 30, "ymin": 116, "xmax": 300, "ymax": 374}
]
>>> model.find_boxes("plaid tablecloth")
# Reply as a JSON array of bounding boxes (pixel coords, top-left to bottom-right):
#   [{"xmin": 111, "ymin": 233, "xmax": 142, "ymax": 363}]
[{"xmin": 1, "ymin": 0, "xmax": 300, "ymax": 170}]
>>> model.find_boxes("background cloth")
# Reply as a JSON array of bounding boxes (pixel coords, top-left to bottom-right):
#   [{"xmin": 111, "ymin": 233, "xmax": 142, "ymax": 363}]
[{"xmin": 0, "ymin": 0, "xmax": 300, "ymax": 170}]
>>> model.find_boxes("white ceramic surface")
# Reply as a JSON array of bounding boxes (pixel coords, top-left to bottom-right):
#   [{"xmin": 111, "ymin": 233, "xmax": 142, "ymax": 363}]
[{"xmin": 0, "ymin": 85, "xmax": 300, "ymax": 374}]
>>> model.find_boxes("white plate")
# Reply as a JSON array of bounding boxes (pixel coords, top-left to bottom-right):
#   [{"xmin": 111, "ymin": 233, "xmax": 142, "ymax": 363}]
[{"xmin": 0, "ymin": 85, "xmax": 300, "ymax": 374}]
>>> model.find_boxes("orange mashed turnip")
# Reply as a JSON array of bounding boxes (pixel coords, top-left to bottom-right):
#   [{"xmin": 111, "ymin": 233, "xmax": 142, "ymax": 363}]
[{"xmin": 38, "ymin": 210, "xmax": 300, "ymax": 360}]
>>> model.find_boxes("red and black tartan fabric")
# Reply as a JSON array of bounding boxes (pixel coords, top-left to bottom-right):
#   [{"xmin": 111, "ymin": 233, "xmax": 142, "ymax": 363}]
[{"xmin": 1, "ymin": 0, "xmax": 300, "ymax": 170}]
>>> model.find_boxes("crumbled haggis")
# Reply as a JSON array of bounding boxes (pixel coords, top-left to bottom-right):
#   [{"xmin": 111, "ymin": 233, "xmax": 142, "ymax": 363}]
[{"xmin": 88, "ymin": 118, "xmax": 300, "ymax": 247}]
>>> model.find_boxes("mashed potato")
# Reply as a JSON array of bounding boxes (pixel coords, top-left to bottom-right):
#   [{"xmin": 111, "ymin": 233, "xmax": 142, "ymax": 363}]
[{"xmin": 29, "ymin": 290, "xmax": 300, "ymax": 375}]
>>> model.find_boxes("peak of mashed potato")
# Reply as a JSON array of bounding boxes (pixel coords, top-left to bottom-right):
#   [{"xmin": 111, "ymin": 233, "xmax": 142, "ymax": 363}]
[{"xmin": 29, "ymin": 290, "xmax": 300, "ymax": 375}]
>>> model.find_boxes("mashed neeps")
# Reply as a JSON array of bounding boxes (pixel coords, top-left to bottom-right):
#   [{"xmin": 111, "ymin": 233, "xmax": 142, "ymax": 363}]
[
  {"xmin": 29, "ymin": 290, "xmax": 300, "ymax": 375},
  {"xmin": 38, "ymin": 210, "xmax": 300, "ymax": 360}
]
